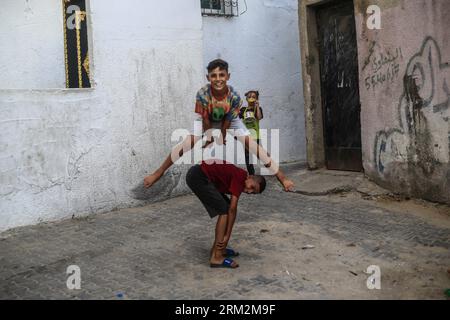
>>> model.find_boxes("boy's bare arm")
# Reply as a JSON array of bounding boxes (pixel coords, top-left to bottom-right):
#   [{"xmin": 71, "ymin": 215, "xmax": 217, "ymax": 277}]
[
  {"xmin": 261, "ymin": 157, "xmax": 294, "ymax": 192},
  {"xmin": 275, "ymin": 169, "xmax": 294, "ymax": 192},
  {"xmin": 220, "ymin": 119, "xmax": 231, "ymax": 145},
  {"xmin": 255, "ymin": 101, "xmax": 263, "ymax": 120},
  {"xmin": 246, "ymin": 138, "xmax": 293, "ymax": 192},
  {"xmin": 223, "ymin": 195, "xmax": 238, "ymax": 244}
]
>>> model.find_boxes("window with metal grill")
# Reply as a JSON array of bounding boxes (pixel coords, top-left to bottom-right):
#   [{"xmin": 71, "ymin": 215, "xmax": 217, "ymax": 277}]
[
  {"xmin": 201, "ymin": 0, "xmax": 239, "ymax": 17},
  {"xmin": 63, "ymin": 0, "xmax": 91, "ymax": 88}
]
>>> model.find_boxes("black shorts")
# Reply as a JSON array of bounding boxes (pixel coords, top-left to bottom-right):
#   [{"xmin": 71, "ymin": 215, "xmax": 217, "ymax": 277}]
[{"xmin": 186, "ymin": 165, "xmax": 230, "ymax": 218}]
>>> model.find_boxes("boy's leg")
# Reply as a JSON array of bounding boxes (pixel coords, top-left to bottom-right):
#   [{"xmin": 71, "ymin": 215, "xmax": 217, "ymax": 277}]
[
  {"xmin": 228, "ymin": 118, "xmax": 278, "ymax": 174},
  {"xmin": 185, "ymin": 166, "xmax": 238, "ymax": 267},
  {"xmin": 144, "ymin": 134, "xmax": 200, "ymax": 188},
  {"xmin": 210, "ymin": 214, "xmax": 238, "ymax": 268},
  {"xmin": 209, "ymin": 194, "xmax": 236, "ymax": 257},
  {"xmin": 244, "ymin": 146, "xmax": 255, "ymax": 175}
]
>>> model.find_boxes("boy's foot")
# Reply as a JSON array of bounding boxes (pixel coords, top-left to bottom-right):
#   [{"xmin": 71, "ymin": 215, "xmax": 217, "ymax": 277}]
[
  {"xmin": 143, "ymin": 171, "xmax": 163, "ymax": 188},
  {"xmin": 210, "ymin": 258, "xmax": 239, "ymax": 269}
]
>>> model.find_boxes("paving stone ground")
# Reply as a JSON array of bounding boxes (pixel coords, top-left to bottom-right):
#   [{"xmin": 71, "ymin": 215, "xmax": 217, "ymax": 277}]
[{"xmin": 1, "ymin": 167, "xmax": 449, "ymax": 300}]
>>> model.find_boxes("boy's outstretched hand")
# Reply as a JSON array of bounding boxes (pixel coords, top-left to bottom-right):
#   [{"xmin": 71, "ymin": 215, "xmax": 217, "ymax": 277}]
[
  {"xmin": 281, "ymin": 178, "xmax": 295, "ymax": 192},
  {"xmin": 275, "ymin": 169, "xmax": 295, "ymax": 192},
  {"xmin": 144, "ymin": 172, "xmax": 162, "ymax": 188}
]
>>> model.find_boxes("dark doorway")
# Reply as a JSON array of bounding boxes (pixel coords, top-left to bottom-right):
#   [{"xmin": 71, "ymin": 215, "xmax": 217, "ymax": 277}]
[{"xmin": 316, "ymin": 0, "xmax": 362, "ymax": 171}]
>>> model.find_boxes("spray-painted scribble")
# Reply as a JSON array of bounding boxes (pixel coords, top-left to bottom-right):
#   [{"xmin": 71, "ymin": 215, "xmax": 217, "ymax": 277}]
[
  {"xmin": 364, "ymin": 44, "xmax": 403, "ymax": 91},
  {"xmin": 375, "ymin": 37, "xmax": 449, "ymax": 176}
]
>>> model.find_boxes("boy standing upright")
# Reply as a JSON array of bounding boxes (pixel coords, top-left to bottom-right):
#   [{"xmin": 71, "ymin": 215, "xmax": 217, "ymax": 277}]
[{"xmin": 240, "ymin": 90, "xmax": 263, "ymax": 175}]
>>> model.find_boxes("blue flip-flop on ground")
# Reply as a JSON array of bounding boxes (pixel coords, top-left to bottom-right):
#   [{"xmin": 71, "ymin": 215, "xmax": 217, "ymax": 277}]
[
  {"xmin": 224, "ymin": 248, "xmax": 239, "ymax": 257},
  {"xmin": 210, "ymin": 258, "xmax": 239, "ymax": 268}
]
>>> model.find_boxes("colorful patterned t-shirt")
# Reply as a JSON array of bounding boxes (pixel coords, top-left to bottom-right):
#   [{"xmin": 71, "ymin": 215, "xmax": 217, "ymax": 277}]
[{"xmin": 195, "ymin": 84, "xmax": 242, "ymax": 122}]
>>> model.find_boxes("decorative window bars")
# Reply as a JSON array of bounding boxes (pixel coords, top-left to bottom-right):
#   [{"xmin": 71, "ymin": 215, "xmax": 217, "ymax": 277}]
[
  {"xmin": 62, "ymin": 0, "xmax": 91, "ymax": 88},
  {"xmin": 201, "ymin": 0, "xmax": 239, "ymax": 17}
]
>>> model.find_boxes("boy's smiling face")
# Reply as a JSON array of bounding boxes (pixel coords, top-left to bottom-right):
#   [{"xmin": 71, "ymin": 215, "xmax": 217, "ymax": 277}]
[{"xmin": 207, "ymin": 67, "xmax": 230, "ymax": 92}]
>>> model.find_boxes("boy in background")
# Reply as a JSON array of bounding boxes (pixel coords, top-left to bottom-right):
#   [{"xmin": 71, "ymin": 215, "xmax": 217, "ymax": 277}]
[{"xmin": 240, "ymin": 90, "xmax": 263, "ymax": 175}]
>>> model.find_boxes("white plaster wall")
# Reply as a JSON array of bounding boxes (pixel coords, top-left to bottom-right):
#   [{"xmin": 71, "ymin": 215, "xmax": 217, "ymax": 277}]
[
  {"xmin": 0, "ymin": 0, "xmax": 66, "ymax": 89},
  {"xmin": 0, "ymin": 0, "xmax": 204, "ymax": 232},
  {"xmin": 202, "ymin": 0, "xmax": 306, "ymax": 163}
]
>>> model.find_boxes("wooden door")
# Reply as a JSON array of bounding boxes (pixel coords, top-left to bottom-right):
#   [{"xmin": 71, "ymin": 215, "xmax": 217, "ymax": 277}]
[{"xmin": 317, "ymin": 0, "xmax": 362, "ymax": 171}]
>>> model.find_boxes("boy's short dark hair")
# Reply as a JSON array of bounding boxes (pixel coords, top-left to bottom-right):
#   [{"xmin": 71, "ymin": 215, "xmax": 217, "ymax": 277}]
[
  {"xmin": 254, "ymin": 175, "xmax": 266, "ymax": 193},
  {"xmin": 207, "ymin": 59, "xmax": 229, "ymax": 73},
  {"xmin": 245, "ymin": 90, "xmax": 260, "ymax": 99}
]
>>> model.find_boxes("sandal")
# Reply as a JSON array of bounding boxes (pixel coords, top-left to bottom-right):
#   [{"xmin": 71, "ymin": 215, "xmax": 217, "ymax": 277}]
[
  {"xmin": 224, "ymin": 248, "xmax": 239, "ymax": 257},
  {"xmin": 210, "ymin": 258, "xmax": 239, "ymax": 269}
]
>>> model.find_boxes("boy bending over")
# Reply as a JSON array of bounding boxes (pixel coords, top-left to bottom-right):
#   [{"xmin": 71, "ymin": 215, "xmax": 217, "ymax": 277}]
[{"xmin": 186, "ymin": 160, "xmax": 266, "ymax": 268}]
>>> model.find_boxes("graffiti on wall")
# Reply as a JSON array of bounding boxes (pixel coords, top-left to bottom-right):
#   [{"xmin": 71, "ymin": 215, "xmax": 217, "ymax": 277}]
[
  {"xmin": 363, "ymin": 41, "xmax": 404, "ymax": 91},
  {"xmin": 374, "ymin": 37, "xmax": 449, "ymax": 175}
]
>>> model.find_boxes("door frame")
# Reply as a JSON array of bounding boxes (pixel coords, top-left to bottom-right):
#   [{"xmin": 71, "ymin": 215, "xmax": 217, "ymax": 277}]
[{"xmin": 298, "ymin": 0, "xmax": 361, "ymax": 170}]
